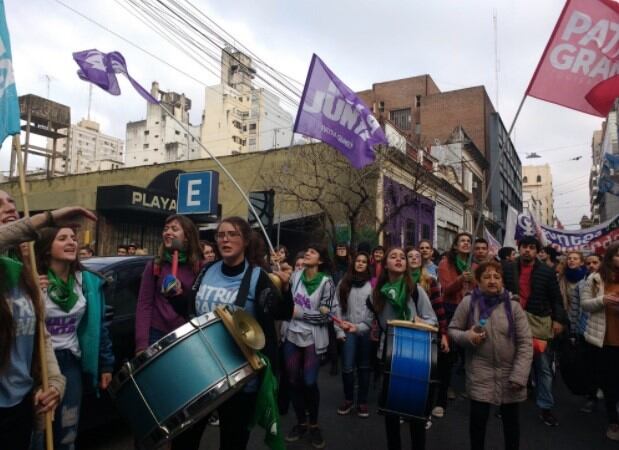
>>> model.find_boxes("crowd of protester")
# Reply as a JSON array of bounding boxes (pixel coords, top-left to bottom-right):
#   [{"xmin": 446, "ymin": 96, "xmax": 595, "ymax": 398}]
[{"xmin": 2, "ymin": 188, "xmax": 619, "ymax": 449}]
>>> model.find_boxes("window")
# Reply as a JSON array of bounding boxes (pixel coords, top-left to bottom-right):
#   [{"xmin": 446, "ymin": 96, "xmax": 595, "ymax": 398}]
[
  {"xmin": 422, "ymin": 224, "xmax": 431, "ymax": 240},
  {"xmin": 405, "ymin": 220, "xmax": 416, "ymax": 246},
  {"xmin": 523, "ymin": 176, "xmax": 528, "ymax": 183},
  {"xmin": 378, "ymin": 101, "xmax": 385, "ymax": 112},
  {"xmin": 390, "ymin": 108, "xmax": 411, "ymax": 130},
  {"xmin": 143, "ymin": 144, "xmax": 149, "ymax": 149},
  {"xmin": 537, "ymin": 175, "xmax": 542, "ymax": 182},
  {"xmin": 415, "ymin": 95, "xmax": 421, "ymax": 108},
  {"xmin": 249, "ymin": 123, "xmax": 257, "ymax": 131}
]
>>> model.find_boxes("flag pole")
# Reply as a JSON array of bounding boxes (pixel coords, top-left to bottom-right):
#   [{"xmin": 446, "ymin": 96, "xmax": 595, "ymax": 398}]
[
  {"xmin": 157, "ymin": 104, "xmax": 279, "ymax": 256},
  {"xmin": 12, "ymin": 135, "xmax": 54, "ymax": 450},
  {"xmin": 276, "ymin": 128, "xmax": 296, "ymax": 248},
  {"xmin": 468, "ymin": 94, "xmax": 527, "ymax": 266}
]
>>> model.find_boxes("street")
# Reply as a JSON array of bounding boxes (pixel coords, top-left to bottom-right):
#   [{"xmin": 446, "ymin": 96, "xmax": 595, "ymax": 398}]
[{"xmin": 79, "ymin": 364, "xmax": 617, "ymax": 450}]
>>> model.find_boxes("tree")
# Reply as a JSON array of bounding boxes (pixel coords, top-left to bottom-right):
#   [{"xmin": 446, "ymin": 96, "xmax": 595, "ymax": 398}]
[{"xmin": 261, "ymin": 143, "xmax": 379, "ymax": 248}]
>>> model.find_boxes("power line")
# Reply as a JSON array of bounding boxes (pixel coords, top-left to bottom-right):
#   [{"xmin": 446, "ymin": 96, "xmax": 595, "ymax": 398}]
[{"xmin": 518, "ymin": 142, "xmax": 589, "ymax": 155}]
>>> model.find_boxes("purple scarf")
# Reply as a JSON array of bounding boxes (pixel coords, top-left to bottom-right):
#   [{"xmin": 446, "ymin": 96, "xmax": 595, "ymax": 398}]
[{"xmin": 468, "ymin": 288, "xmax": 515, "ymax": 340}]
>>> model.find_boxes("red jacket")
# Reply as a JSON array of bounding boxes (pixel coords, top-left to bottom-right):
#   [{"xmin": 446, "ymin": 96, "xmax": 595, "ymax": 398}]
[{"xmin": 438, "ymin": 256, "xmax": 477, "ymax": 306}]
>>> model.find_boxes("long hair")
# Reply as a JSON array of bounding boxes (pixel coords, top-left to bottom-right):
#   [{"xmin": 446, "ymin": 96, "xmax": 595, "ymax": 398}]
[
  {"xmin": 372, "ymin": 247, "xmax": 415, "ymax": 315},
  {"xmin": 600, "ymin": 241, "xmax": 619, "ymax": 284},
  {"xmin": 447, "ymin": 232, "xmax": 473, "ymax": 270},
  {"xmin": 200, "ymin": 240, "xmax": 220, "ymax": 261},
  {"xmin": 0, "ymin": 255, "xmax": 44, "ymax": 373},
  {"xmin": 35, "ymin": 227, "xmax": 85, "ymax": 277},
  {"xmin": 217, "ymin": 216, "xmax": 267, "ymax": 268},
  {"xmin": 405, "ymin": 245, "xmax": 433, "ymax": 292},
  {"xmin": 304, "ymin": 242, "xmax": 333, "ymax": 275},
  {"xmin": 157, "ymin": 215, "xmax": 202, "ymax": 271},
  {"xmin": 338, "ymin": 251, "xmax": 370, "ymax": 313}
]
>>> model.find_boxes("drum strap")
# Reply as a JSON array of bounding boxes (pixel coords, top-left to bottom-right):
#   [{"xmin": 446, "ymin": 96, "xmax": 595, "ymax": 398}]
[{"xmin": 234, "ymin": 263, "xmax": 254, "ymax": 309}]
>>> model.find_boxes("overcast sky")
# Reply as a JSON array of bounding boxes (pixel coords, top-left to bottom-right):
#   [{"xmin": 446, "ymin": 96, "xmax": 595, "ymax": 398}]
[{"xmin": 3, "ymin": 0, "xmax": 603, "ymax": 229}]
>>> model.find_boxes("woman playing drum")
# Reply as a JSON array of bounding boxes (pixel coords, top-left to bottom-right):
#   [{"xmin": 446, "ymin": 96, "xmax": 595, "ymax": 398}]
[
  {"xmin": 182, "ymin": 216, "xmax": 293, "ymax": 450},
  {"xmin": 135, "ymin": 215, "xmax": 204, "ymax": 353},
  {"xmin": 374, "ymin": 247, "xmax": 437, "ymax": 450}
]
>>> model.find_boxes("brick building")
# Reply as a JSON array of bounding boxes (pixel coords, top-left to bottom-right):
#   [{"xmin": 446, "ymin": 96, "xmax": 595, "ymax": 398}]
[{"xmin": 357, "ymin": 76, "xmax": 522, "ymax": 240}]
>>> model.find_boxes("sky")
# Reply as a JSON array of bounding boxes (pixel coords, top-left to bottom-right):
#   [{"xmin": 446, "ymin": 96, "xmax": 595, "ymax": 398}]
[{"xmin": 2, "ymin": 0, "xmax": 604, "ymax": 229}]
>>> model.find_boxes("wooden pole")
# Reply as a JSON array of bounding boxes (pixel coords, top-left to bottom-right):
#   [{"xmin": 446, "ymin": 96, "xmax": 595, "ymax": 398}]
[{"xmin": 12, "ymin": 135, "xmax": 54, "ymax": 450}]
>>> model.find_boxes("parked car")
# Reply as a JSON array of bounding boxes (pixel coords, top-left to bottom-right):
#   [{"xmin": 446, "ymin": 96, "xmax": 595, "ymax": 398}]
[{"xmin": 78, "ymin": 256, "xmax": 152, "ymax": 433}]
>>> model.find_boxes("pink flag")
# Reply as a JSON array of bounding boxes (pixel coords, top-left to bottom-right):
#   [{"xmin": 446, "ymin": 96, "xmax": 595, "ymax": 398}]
[{"xmin": 526, "ymin": 0, "xmax": 619, "ymax": 117}]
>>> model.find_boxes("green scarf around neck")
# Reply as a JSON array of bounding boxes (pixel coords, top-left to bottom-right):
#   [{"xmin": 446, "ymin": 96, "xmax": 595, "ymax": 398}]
[
  {"xmin": 455, "ymin": 255, "xmax": 469, "ymax": 274},
  {"xmin": 0, "ymin": 256, "xmax": 23, "ymax": 291},
  {"xmin": 380, "ymin": 276, "xmax": 410, "ymax": 320},
  {"xmin": 301, "ymin": 270, "xmax": 325, "ymax": 296},
  {"xmin": 163, "ymin": 249, "xmax": 187, "ymax": 264},
  {"xmin": 47, "ymin": 270, "xmax": 79, "ymax": 313},
  {"xmin": 250, "ymin": 354, "xmax": 285, "ymax": 450},
  {"xmin": 410, "ymin": 268, "xmax": 421, "ymax": 285}
]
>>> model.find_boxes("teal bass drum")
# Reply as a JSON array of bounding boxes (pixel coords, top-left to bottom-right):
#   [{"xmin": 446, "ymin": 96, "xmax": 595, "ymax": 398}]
[{"xmin": 109, "ymin": 312, "xmax": 255, "ymax": 448}]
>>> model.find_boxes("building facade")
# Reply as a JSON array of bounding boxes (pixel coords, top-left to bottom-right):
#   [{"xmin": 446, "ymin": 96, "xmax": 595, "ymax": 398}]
[
  {"xmin": 357, "ymin": 78, "xmax": 521, "ymax": 240},
  {"xmin": 200, "ymin": 47, "xmax": 293, "ymax": 156},
  {"xmin": 49, "ymin": 119, "xmax": 124, "ymax": 174},
  {"xmin": 125, "ymin": 82, "xmax": 201, "ymax": 167},
  {"xmin": 590, "ymin": 106, "xmax": 619, "ymax": 223},
  {"xmin": 522, "ymin": 164, "xmax": 555, "ymax": 226}
]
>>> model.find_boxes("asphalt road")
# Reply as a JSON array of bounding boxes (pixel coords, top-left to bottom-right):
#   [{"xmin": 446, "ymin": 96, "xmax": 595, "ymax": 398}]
[{"xmin": 78, "ymin": 363, "xmax": 618, "ymax": 450}]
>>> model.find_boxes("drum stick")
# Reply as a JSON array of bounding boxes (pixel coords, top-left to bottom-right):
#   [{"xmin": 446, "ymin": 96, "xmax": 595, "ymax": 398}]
[
  {"xmin": 13, "ymin": 136, "xmax": 54, "ymax": 450},
  {"xmin": 170, "ymin": 239, "xmax": 182, "ymax": 277},
  {"xmin": 319, "ymin": 306, "xmax": 344, "ymax": 326}
]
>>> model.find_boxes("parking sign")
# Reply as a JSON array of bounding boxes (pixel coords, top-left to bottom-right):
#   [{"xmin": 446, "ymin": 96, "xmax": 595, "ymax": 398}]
[{"xmin": 176, "ymin": 171, "xmax": 219, "ymax": 215}]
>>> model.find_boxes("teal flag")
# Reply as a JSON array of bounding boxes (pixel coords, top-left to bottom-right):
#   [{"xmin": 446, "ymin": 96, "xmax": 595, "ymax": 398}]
[{"xmin": 0, "ymin": 0, "xmax": 19, "ymax": 146}]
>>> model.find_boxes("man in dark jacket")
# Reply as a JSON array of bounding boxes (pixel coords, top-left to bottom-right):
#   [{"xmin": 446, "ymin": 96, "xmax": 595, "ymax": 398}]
[{"xmin": 502, "ymin": 236, "xmax": 567, "ymax": 427}]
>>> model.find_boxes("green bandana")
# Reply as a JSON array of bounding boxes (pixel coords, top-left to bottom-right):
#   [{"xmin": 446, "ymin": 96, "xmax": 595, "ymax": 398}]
[
  {"xmin": 250, "ymin": 354, "xmax": 285, "ymax": 450},
  {"xmin": 410, "ymin": 268, "xmax": 421, "ymax": 286},
  {"xmin": 455, "ymin": 255, "xmax": 470, "ymax": 274},
  {"xmin": 301, "ymin": 270, "xmax": 326, "ymax": 296},
  {"xmin": 47, "ymin": 270, "xmax": 79, "ymax": 313},
  {"xmin": 380, "ymin": 276, "xmax": 410, "ymax": 320},
  {"xmin": 163, "ymin": 249, "xmax": 187, "ymax": 264},
  {"xmin": 0, "ymin": 256, "xmax": 23, "ymax": 291}
]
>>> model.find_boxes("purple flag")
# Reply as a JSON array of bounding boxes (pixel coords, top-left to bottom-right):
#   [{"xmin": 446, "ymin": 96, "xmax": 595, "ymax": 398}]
[
  {"xmin": 294, "ymin": 54, "xmax": 387, "ymax": 169},
  {"xmin": 72, "ymin": 49, "xmax": 159, "ymax": 104}
]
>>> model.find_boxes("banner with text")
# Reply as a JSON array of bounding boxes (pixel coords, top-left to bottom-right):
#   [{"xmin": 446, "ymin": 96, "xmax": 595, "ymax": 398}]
[
  {"xmin": 515, "ymin": 212, "xmax": 619, "ymax": 254},
  {"xmin": 526, "ymin": 0, "xmax": 619, "ymax": 116},
  {"xmin": 294, "ymin": 54, "xmax": 387, "ymax": 169}
]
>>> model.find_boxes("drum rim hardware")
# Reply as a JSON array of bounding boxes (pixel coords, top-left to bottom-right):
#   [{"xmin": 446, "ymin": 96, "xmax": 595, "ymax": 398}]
[{"xmin": 140, "ymin": 365, "xmax": 254, "ymax": 448}]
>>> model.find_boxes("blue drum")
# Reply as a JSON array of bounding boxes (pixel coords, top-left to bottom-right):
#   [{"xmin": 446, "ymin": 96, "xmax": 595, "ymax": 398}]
[
  {"xmin": 379, "ymin": 321, "xmax": 438, "ymax": 420},
  {"xmin": 109, "ymin": 312, "xmax": 255, "ymax": 447}
]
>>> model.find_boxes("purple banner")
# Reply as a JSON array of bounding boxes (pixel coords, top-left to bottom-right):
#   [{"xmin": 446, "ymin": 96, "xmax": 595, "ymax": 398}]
[
  {"xmin": 294, "ymin": 54, "xmax": 387, "ymax": 169},
  {"xmin": 73, "ymin": 49, "xmax": 159, "ymax": 104}
]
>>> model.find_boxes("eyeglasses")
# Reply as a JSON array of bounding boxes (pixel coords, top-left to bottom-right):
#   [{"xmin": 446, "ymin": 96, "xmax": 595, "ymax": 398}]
[{"xmin": 215, "ymin": 230, "xmax": 242, "ymax": 240}]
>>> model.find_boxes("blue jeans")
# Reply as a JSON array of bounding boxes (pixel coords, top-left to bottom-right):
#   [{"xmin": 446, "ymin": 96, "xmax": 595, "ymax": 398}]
[
  {"xmin": 532, "ymin": 347, "xmax": 554, "ymax": 410},
  {"xmin": 341, "ymin": 332, "xmax": 371, "ymax": 404},
  {"xmin": 32, "ymin": 350, "xmax": 83, "ymax": 450}
]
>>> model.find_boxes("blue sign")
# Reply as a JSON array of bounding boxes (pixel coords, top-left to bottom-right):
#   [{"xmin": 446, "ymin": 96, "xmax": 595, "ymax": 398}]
[{"xmin": 176, "ymin": 171, "xmax": 219, "ymax": 215}]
